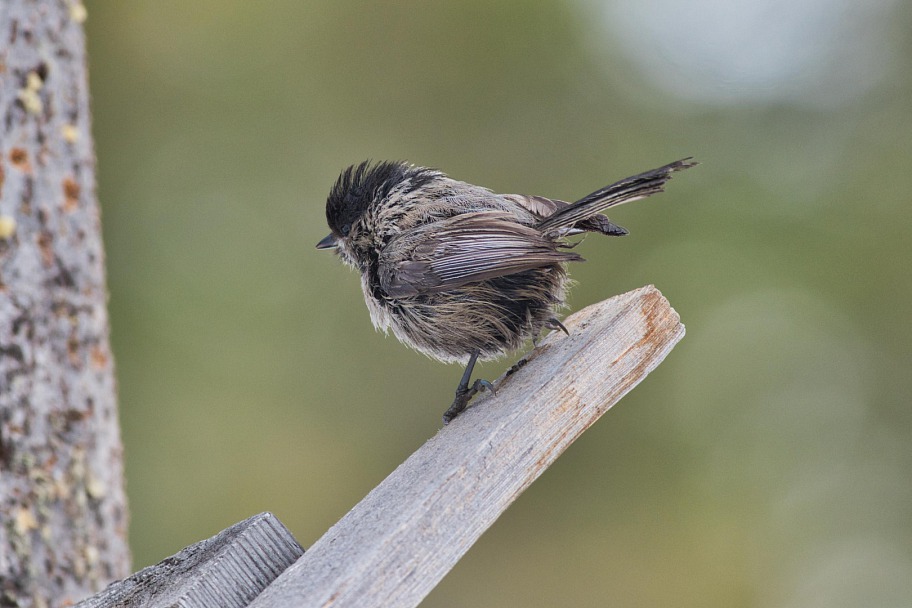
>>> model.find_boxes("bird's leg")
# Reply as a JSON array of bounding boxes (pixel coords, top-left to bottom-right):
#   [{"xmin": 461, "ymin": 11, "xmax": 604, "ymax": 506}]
[{"xmin": 442, "ymin": 350, "xmax": 495, "ymax": 425}]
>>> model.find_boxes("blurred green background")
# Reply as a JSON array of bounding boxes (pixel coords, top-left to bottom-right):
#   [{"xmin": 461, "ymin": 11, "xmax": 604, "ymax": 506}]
[{"xmin": 85, "ymin": 0, "xmax": 912, "ymax": 605}]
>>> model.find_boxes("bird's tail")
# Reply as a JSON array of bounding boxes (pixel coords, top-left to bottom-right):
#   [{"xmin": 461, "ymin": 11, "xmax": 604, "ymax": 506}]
[{"xmin": 536, "ymin": 158, "xmax": 697, "ymax": 234}]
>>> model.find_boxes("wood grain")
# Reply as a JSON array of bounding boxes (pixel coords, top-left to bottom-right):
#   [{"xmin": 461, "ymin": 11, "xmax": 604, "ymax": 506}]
[
  {"xmin": 74, "ymin": 513, "xmax": 304, "ymax": 608},
  {"xmin": 250, "ymin": 284, "xmax": 684, "ymax": 608}
]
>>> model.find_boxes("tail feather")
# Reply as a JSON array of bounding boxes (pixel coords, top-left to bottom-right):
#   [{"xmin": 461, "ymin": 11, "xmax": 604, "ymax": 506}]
[{"xmin": 536, "ymin": 158, "xmax": 697, "ymax": 233}]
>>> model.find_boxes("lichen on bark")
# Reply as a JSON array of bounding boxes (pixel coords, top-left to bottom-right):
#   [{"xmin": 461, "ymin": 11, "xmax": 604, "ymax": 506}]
[{"xmin": 0, "ymin": 2, "xmax": 130, "ymax": 606}]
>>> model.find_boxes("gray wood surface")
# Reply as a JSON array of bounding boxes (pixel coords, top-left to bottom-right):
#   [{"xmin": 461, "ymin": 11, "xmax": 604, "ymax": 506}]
[
  {"xmin": 250, "ymin": 285, "xmax": 684, "ymax": 608},
  {"xmin": 0, "ymin": 2, "xmax": 130, "ymax": 605},
  {"xmin": 74, "ymin": 513, "xmax": 304, "ymax": 608}
]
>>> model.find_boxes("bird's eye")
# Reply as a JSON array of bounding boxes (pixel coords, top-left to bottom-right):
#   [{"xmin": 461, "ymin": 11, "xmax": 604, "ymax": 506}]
[{"xmin": 341, "ymin": 223, "xmax": 352, "ymax": 235}]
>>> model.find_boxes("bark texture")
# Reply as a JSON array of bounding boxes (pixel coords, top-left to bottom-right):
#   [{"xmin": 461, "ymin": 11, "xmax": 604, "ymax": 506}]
[{"xmin": 0, "ymin": 2, "xmax": 131, "ymax": 606}]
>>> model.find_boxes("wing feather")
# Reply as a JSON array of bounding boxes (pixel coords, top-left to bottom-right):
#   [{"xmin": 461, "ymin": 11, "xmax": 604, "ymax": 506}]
[{"xmin": 379, "ymin": 211, "xmax": 580, "ymax": 298}]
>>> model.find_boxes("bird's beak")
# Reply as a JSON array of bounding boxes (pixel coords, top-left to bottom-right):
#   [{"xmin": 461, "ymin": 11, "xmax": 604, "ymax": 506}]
[{"xmin": 316, "ymin": 234, "xmax": 337, "ymax": 250}]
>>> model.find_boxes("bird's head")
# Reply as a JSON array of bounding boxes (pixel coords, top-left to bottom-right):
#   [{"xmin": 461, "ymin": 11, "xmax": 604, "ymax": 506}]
[{"xmin": 316, "ymin": 160, "xmax": 439, "ymax": 269}]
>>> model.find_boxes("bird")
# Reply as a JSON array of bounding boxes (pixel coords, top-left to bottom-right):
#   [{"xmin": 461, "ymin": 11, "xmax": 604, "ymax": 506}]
[{"xmin": 316, "ymin": 157, "xmax": 696, "ymax": 423}]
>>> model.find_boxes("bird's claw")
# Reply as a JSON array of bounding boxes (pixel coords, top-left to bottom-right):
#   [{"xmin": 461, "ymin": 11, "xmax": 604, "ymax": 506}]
[
  {"xmin": 473, "ymin": 378, "xmax": 495, "ymax": 396},
  {"xmin": 546, "ymin": 317, "xmax": 569, "ymax": 336}
]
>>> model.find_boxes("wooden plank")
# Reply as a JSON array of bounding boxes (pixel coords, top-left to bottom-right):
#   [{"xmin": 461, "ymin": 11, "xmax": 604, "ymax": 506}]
[
  {"xmin": 249, "ymin": 285, "xmax": 684, "ymax": 608},
  {"xmin": 75, "ymin": 513, "xmax": 303, "ymax": 608}
]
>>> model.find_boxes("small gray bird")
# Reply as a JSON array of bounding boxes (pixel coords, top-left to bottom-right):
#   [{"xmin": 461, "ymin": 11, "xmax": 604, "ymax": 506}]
[{"xmin": 317, "ymin": 158, "xmax": 696, "ymax": 423}]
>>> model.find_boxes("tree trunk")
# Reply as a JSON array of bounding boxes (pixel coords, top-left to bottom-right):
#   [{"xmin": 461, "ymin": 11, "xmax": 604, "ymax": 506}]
[{"xmin": 0, "ymin": 2, "xmax": 130, "ymax": 606}]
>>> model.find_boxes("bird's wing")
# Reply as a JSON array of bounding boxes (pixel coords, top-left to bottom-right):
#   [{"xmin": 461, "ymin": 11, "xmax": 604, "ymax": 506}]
[
  {"xmin": 501, "ymin": 194, "xmax": 569, "ymax": 218},
  {"xmin": 378, "ymin": 211, "xmax": 581, "ymax": 298}
]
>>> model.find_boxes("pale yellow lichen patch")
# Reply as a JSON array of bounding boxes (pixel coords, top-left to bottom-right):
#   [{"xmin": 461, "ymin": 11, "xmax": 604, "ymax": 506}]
[
  {"xmin": 86, "ymin": 474, "xmax": 107, "ymax": 500},
  {"xmin": 62, "ymin": 123, "xmax": 80, "ymax": 144},
  {"xmin": 26, "ymin": 71, "xmax": 42, "ymax": 90},
  {"xmin": 85, "ymin": 545, "xmax": 100, "ymax": 566},
  {"xmin": 0, "ymin": 215, "xmax": 16, "ymax": 239},
  {"xmin": 17, "ymin": 90, "xmax": 42, "ymax": 114},
  {"xmin": 14, "ymin": 507, "xmax": 38, "ymax": 535},
  {"xmin": 70, "ymin": 1, "xmax": 88, "ymax": 23},
  {"xmin": 18, "ymin": 71, "xmax": 44, "ymax": 114}
]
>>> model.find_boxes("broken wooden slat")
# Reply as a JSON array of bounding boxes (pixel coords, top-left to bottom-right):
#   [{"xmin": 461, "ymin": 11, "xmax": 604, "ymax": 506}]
[{"xmin": 75, "ymin": 512, "xmax": 303, "ymax": 608}]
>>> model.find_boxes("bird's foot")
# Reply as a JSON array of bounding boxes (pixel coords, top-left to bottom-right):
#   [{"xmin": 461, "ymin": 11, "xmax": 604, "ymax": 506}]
[
  {"xmin": 442, "ymin": 379, "xmax": 495, "ymax": 425},
  {"xmin": 505, "ymin": 357, "xmax": 529, "ymax": 379}
]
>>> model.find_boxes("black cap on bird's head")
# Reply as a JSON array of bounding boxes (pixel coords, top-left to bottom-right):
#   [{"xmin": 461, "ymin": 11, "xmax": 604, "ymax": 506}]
[{"xmin": 316, "ymin": 160, "xmax": 439, "ymax": 250}]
